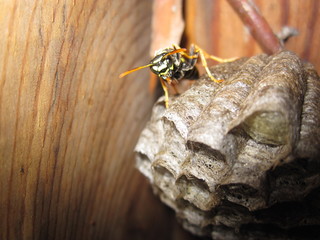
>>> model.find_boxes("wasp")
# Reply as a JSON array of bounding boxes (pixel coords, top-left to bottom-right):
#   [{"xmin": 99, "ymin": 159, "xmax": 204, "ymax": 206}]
[{"xmin": 119, "ymin": 44, "xmax": 236, "ymax": 108}]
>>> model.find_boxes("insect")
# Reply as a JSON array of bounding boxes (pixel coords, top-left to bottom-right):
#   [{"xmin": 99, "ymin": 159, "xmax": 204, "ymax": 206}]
[{"xmin": 119, "ymin": 44, "xmax": 236, "ymax": 108}]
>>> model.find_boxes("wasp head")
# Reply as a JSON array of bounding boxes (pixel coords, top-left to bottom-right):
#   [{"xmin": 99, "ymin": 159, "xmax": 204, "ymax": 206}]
[{"xmin": 149, "ymin": 48, "xmax": 180, "ymax": 80}]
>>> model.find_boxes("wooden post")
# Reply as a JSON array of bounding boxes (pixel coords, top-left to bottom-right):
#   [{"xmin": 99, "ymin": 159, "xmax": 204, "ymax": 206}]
[{"xmin": 0, "ymin": 1, "xmax": 185, "ymax": 239}]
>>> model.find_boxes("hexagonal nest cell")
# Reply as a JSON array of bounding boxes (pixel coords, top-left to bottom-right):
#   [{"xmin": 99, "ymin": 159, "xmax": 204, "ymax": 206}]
[{"xmin": 135, "ymin": 51, "xmax": 320, "ymax": 239}]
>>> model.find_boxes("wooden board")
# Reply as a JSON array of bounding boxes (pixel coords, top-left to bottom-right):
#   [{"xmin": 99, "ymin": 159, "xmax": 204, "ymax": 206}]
[{"xmin": 185, "ymin": 0, "xmax": 320, "ymax": 73}]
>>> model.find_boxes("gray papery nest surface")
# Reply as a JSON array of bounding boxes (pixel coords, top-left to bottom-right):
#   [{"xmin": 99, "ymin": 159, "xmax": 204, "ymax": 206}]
[{"xmin": 135, "ymin": 51, "xmax": 320, "ymax": 239}]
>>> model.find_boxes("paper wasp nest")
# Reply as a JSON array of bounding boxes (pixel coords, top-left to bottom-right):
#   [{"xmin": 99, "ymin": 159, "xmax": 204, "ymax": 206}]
[{"xmin": 135, "ymin": 51, "xmax": 320, "ymax": 239}]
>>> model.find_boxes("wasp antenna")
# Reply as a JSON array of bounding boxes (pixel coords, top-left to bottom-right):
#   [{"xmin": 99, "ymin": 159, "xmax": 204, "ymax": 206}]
[
  {"xmin": 163, "ymin": 48, "xmax": 187, "ymax": 59},
  {"xmin": 119, "ymin": 63, "xmax": 153, "ymax": 78}
]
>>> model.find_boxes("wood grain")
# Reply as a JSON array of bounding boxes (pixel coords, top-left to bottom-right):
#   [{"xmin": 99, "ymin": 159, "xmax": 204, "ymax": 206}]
[
  {"xmin": 185, "ymin": 0, "xmax": 320, "ymax": 72},
  {"xmin": 0, "ymin": 0, "xmax": 184, "ymax": 239}
]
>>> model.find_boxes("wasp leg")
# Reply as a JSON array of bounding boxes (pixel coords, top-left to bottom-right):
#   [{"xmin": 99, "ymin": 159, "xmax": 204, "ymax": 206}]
[
  {"xmin": 194, "ymin": 44, "xmax": 237, "ymax": 63},
  {"xmin": 179, "ymin": 50, "xmax": 198, "ymax": 59},
  {"xmin": 194, "ymin": 46, "xmax": 223, "ymax": 83},
  {"xmin": 159, "ymin": 77, "xmax": 170, "ymax": 108},
  {"xmin": 171, "ymin": 44, "xmax": 197, "ymax": 58}
]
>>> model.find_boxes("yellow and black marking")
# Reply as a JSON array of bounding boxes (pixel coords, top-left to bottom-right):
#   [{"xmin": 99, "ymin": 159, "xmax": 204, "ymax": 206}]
[{"xmin": 119, "ymin": 44, "xmax": 236, "ymax": 108}]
